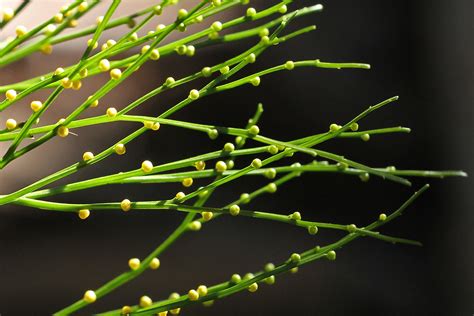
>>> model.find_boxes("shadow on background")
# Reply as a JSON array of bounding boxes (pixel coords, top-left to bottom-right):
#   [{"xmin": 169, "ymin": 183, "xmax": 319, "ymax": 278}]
[{"xmin": 0, "ymin": 0, "xmax": 472, "ymax": 315}]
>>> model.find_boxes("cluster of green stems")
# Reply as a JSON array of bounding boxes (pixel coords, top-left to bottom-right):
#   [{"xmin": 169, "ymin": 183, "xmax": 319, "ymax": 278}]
[{"xmin": 0, "ymin": 0, "xmax": 466, "ymax": 315}]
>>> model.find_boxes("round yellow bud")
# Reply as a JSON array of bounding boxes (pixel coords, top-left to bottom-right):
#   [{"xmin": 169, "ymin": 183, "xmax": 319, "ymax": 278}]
[
  {"xmin": 82, "ymin": 152, "xmax": 94, "ymax": 161},
  {"xmin": 99, "ymin": 59, "xmax": 110, "ymax": 71},
  {"xmin": 30, "ymin": 101, "xmax": 43, "ymax": 112},
  {"xmin": 78, "ymin": 209, "xmax": 90, "ymax": 220},
  {"xmin": 128, "ymin": 258, "xmax": 141, "ymax": 270},
  {"xmin": 149, "ymin": 257, "xmax": 160, "ymax": 270},
  {"xmin": 110, "ymin": 68, "xmax": 122, "ymax": 80},
  {"xmin": 188, "ymin": 289, "xmax": 199, "ymax": 301},
  {"xmin": 120, "ymin": 199, "xmax": 131, "ymax": 212},
  {"xmin": 5, "ymin": 89, "xmax": 17, "ymax": 101},
  {"xmin": 57, "ymin": 126, "xmax": 69, "ymax": 137},
  {"xmin": 141, "ymin": 160, "xmax": 153, "ymax": 173},
  {"xmin": 139, "ymin": 295, "xmax": 152, "ymax": 308},
  {"xmin": 106, "ymin": 107, "xmax": 117, "ymax": 117},
  {"xmin": 83, "ymin": 290, "xmax": 96, "ymax": 303},
  {"xmin": 5, "ymin": 118, "xmax": 17, "ymax": 130},
  {"xmin": 114, "ymin": 143, "xmax": 126, "ymax": 155},
  {"xmin": 15, "ymin": 25, "xmax": 27, "ymax": 37},
  {"xmin": 182, "ymin": 178, "xmax": 193, "ymax": 187}
]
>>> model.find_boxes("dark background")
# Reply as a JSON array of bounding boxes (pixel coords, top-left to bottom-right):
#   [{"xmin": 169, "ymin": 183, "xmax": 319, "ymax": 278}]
[{"xmin": 0, "ymin": 0, "xmax": 473, "ymax": 315}]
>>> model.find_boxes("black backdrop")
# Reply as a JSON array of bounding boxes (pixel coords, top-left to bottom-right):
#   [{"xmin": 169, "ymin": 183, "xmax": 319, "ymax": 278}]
[{"xmin": 1, "ymin": 0, "xmax": 473, "ymax": 315}]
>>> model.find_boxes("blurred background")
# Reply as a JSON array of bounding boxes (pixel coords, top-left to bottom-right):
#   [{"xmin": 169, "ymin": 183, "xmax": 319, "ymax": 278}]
[{"xmin": 0, "ymin": 0, "xmax": 472, "ymax": 315}]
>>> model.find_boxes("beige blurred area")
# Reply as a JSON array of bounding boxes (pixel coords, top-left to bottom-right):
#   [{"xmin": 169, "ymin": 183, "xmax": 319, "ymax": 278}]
[{"xmin": 0, "ymin": 0, "xmax": 237, "ymax": 195}]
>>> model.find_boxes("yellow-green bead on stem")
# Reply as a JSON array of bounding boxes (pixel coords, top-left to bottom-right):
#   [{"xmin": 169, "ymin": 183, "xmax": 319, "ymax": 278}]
[
  {"xmin": 3, "ymin": 8, "xmax": 14, "ymax": 22},
  {"xmin": 141, "ymin": 160, "xmax": 153, "ymax": 173},
  {"xmin": 188, "ymin": 221, "xmax": 202, "ymax": 231},
  {"xmin": 106, "ymin": 107, "xmax": 117, "ymax": 117},
  {"xmin": 379, "ymin": 213, "xmax": 387, "ymax": 221},
  {"xmin": 264, "ymin": 263, "xmax": 275, "ymax": 272},
  {"xmin": 149, "ymin": 258, "xmax": 161, "ymax": 270},
  {"xmin": 139, "ymin": 295, "xmax": 152, "ymax": 308},
  {"xmin": 220, "ymin": 65, "xmax": 230, "ymax": 74},
  {"xmin": 83, "ymin": 290, "xmax": 96, "ymax": 303},
  {"xmin": 5, "ymin": 89, "xmax": 17, "ymax": 101},
  {"xmin": 128, "ymin": 258, "xmax": 141, "ymax": 270},
  {"xmin": 246, "ymin": 7, "xmax": 257, "ymax": 17},
  {"xmin": 279, "ymin": 4, "xmax": 288, "ymax": 13},
  {"xmin": 329, "ymin": 123, "xmax": 341, "ymax": 132},
  {"xmin": 250, "ymin": 76, "xmax": 261, "ymax": 86},
  {"xmin": 177, "ymin": 8, "xmax": 188, "ymax": 19},
  {"xmin": 122, "ymin": 306, "xmax": 132, "ymax": 315},
  {"xmin": 285, "ymin": 60, "xmax": 295, "ymax": 70},
  {"xmin": 189, "ymin": 89, "xmax": 200, "ymax": 100},
  {"xmin": 229, "ymin": 204, "xmax": 240, "ymax": 216},
  {"xmin": 223, "ymin": 142, "xmax": 235, "ymax": 152},
  {"xmin": 264, "ymin": 168, "xmax": 277, "ymax": 179},
  {"xmin": 308, "ymin": 225, "xmax": 318, "ymax": 235},
  {"xmin": 202, "ymin": 67, "xmax": 212, "ymax": 77},
  {"xmin": 264, "ymin": 275, "xmax": 276, "ymax": 285},
  {"xmin": 114, "ymin": 143, "xmax": 126, "ymax": 155},
  {"xmin": 248, "ymin": 125, "xmax": 260, "ymax": 136},
  {"xmin": 78, "ymin": 209, "xmax": 90, "ymax": 220},
  {"xmin": 251, "ymin": 158, "xmax": 262, "ymax": 168},
  {"xmin": 266, "ymin": 183, "xmax": 277, "ymax": 193},
  {"xmin": 211, "ymin": 21, "xmax": 222, "ymax": 32},
  {"xmin": 197, "ymin": 285, "xmax": 208, "ymax": 296},
  {"xmin": 208, "ymin": 129, "xmax": 219, "ymax": 139},
  {"xmin": 267, "ymin": 145, "xmax": 279, "ymax": 154},
  {"xmin": 99, "ymin": 59, "xmax": 110, "ymax": 71},
  {"xmin": 215, "ymin": 161, "xmax": 227, "ymax": 172},
  {"xmin": 182, "ymin": 178, "xmax": 193, "ymax": 187},
  {"xmin": 346, "ymin": 224, "xmax": 357, "ymax": 233},
  {"xmin": 359, "ymin": 172, "xmax": 370, "ymax": 182},
  {"xmin": 120, "ymin": 199, "xmax": 131, "ymax": 212},
  {"xmin": 231, "ymin": 273, "xmax": 241, "ymax": 283},
  {"xmin": 246, "ymin": 53, "xmax": 256, "ymax": 63},
  {"xmin": 195, "ymin": 161, "xmax": 206, "ymax": 170},
  {"xmin": 5, "ymin": 118, "xmax": 17, "ymax": 130},
  {"xmin": 175, "ymin": 192, "xmax": 185, "ymax": 200},
  {"xmin": 248, "ymin": 283, "xmax": 258, "ymax": 292},
  {"xmin": 240, "ymin": 193, "xmax": 251, "ymax": 203},
  {"xmin": 16, "ymin": 25, "xmax": 27, "ymax": 37},
  {"xmin": 289, "ymin": 211, "xmax": 301, "ymax": 221},
  {"xmin": 82, "ymin": 152, "xmax": 94, "ymax": 161},
  {"xmin": 326, "ymin": 250, "xmax": 337, "ymax": 261},
  {"xmin": 30, "ymin": 101, "xmax": 43, "ymax": 112},
  {"xmin": 202, "ymin": 211, "xmax": 213, "ymax": 221},
  {"xmin": 110, "ymin": 68, "xmax": 122, "ymax": 80}
]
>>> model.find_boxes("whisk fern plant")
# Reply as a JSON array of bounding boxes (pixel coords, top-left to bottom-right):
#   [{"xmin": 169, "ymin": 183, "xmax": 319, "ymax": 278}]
[{"xmin": 0, "ymin": 0, "xmax": 466, "ymax": 315}]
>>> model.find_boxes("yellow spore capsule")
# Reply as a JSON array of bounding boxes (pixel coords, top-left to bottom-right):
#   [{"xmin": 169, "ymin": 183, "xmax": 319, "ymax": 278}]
[
  {"xmin": 5, "ymin": 118, "xmax": 17, "ymax": 130},
  {"xmin": 83, "ymin": 290, "xmax": 96, "ymax": 303},
  {"xmin": 82, "ymin": 152, "xmax": 94, "ymax": 161},
  {"xmin": 57, "ymin": 126, "xmax": 69, "ymax": 138},
  {"xmin": 78, "ymin": 209, "xmax": 90, "ymax": 220},
  {"xmin": 30, "ymin": 101, "xmax": 43, "ymax": 112},
  {"xmin": 139, "ymin": 295, "xmax": 152, "ymax": 308},
  {"xmin": 5, "ymin": 89, "xmax": 16, "ymax": 101},
  {"xmin": 141, "ymin": 160, "xmax": 153, "ymax": 173},
  {"xmin": 182, "ymin": 178, "xmax": 193, "ymax": 187},
  {"xmin": 114, "ymin": 143, "xmax": 126, "ymax": 155},
  {"xmin": 149, "ymin": 257, "xmax": 160, "ymax": 270},
  {"xmin": 15, "ymin": 25, "xmax": 27, "ymax": 37},
  {"xmin": 120, "ymin": 199, "xmax": 131, "ymax": 212},
  {"xmin": 110, "ymin": 68, "xmax": 122, "ymax": 80},
  {"xmin": 128, "ymin": 258, "xmax": 141, "ymax": 270},
  {"xmin": 106, "ymin": 107, "xmax": 117, "ymax": 117}
]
